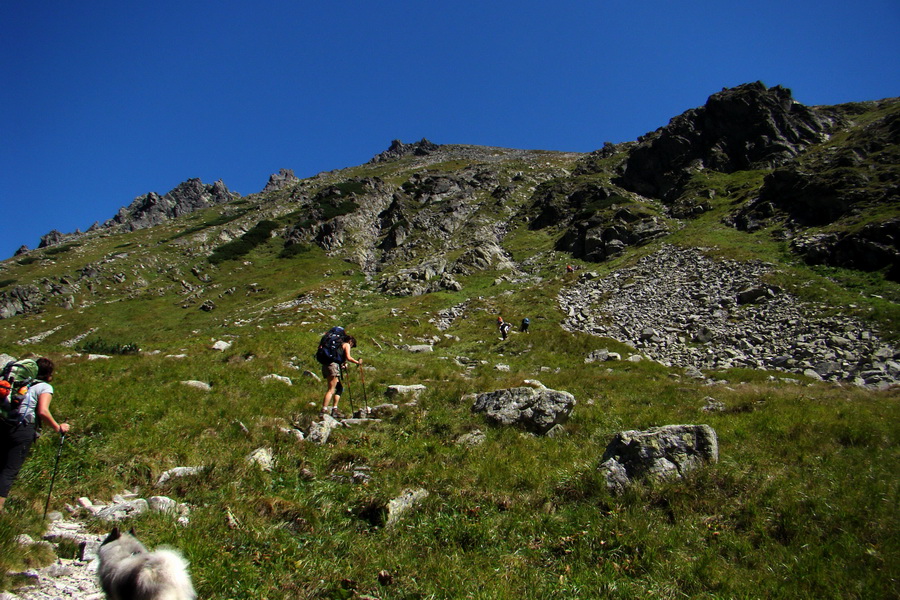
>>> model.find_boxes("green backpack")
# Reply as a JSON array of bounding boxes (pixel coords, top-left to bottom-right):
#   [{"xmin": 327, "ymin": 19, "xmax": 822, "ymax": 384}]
[{"xmin": 0, "ymin": 359, "xmax": 39, "ymax": 422}]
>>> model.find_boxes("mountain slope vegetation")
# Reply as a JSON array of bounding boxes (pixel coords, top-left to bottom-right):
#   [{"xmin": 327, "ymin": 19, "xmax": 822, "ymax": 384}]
[{"xmin": 0, "ymin": 83, "xmax": 897, "ymax": 599}]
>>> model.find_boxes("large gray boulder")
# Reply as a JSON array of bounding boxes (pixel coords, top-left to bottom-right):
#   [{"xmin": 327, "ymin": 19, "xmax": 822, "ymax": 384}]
[
  {"xmin": 599, "ymin": 424, "xmax": 719, "ymax": 494},
  {"xmin": 471, "ymin": 386, "xmax": 575, "ymax": 435}
]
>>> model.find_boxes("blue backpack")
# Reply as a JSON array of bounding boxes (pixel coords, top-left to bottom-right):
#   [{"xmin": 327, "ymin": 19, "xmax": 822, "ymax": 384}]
[{"xmin": 315, "ymin": 326, "xmax": 346, "ymax": 365}]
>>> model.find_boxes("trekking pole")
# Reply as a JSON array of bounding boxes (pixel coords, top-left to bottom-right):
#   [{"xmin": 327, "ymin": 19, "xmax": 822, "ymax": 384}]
[
  {"xmin": 342, "ymin": 365, "xmax": 355, "ymax": 417},
  {"xmin": 358, "ymin": 362, "xmax": 370, "ymax": 415},
  {"xmin": 43, "ymin": 433, "xmax": 66, "ymax": 519}
]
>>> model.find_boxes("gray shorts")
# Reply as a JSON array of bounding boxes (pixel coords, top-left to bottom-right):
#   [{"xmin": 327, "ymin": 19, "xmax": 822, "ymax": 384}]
[{"xmin": 322, "ymin": 362, "xmax": 341, "ymax": 379}]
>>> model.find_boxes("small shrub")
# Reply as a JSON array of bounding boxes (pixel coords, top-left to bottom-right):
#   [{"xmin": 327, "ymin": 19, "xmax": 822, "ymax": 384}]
[
  {"xmin": 43, "ymin": 243, "xmax": 81, "ymax": 256},
  {"xmin": 209, "ymin": 220, "xmax": 278, "ymax": 264},
  {"xmin": 278, "ymin": 242, "xmax": 314, "ymax": 259},
  {"xmin": 77, "ymin": 338, "xmax": 140, "ymax": 355}
]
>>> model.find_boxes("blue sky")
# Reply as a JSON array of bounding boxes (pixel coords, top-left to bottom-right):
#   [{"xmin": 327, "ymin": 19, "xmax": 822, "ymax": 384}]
[{"xmin": 2, "ymin": 0, "xmax": 898, "ymax": 260}]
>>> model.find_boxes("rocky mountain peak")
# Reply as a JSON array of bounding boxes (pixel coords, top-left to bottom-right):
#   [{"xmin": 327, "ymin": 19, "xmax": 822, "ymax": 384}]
[
  {"xmin": 614, "ymin": 81, "xmax": 843, "ymax": 201},
  {"xmin": 369, "ymin": 138, "xmax": 441, "ymax": 163},
  {"xmin": 263, "ymin": 168, "xmax": 300, "ymax": 193},
  {"xmin": 105, "ymin": 178, "xmax": 238, "ymax": 232}
]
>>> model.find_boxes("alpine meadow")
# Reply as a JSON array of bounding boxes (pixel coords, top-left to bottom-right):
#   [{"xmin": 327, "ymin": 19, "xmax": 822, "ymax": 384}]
[{"xmin": 0, "ymin": 82, "xmax": 898, "ymax": 599}]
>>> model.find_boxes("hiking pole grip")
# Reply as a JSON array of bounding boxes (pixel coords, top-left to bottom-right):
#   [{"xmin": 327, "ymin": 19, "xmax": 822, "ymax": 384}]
[{"xmin": 43, "ymin": 432, "xmax": 66, "ymax": 519}]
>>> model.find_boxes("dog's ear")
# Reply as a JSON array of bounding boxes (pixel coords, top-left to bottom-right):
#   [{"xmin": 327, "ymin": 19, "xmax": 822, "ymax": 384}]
[
  {"xmin": 128, "ymin": 527, "xmax": 137, "ymax": 537},
  {"xmin": 102, "ymin": 527, "xmax": 120, "ymax": 545}
]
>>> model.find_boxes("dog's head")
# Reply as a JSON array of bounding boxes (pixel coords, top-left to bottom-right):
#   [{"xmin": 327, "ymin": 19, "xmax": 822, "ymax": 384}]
[{"xmin": 101, "ymin": 527, "xmax": 138, "ymax": 547}]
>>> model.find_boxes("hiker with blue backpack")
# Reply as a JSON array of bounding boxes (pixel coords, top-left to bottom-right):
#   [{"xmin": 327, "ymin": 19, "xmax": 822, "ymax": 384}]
[
  {"xmin": 315, "ymin": 327, "xmax": 362, "ymax": 419},
  {"xmin": 0, "ymin": 357, "xmax": 70, "ymax": 512}
]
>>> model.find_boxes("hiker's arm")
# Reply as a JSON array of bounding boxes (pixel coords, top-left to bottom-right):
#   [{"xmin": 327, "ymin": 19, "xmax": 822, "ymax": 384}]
[
  {"xmin": 36, "ymin": 392, "xmax": 69, "ymax": 434},
  {"xmin": 343, "ymin": 343, "xmax": 362, "ymax": 365}
]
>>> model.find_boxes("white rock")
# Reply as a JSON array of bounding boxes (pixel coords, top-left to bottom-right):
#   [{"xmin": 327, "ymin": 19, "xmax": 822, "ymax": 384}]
[{"xmin": 181, "ymin": 380, "xmax": 211, "ymax": 391}]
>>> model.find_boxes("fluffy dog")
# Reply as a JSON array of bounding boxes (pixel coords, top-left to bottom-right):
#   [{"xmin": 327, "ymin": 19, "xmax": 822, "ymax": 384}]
[{"xmin": 98, "ymin": 527, "xmax": 196, "ymax": 600}]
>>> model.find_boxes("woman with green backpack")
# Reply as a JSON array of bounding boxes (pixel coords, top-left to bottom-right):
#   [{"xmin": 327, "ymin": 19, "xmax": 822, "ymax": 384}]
[{"xmin": 0, "ymin": 357, "xmax": 70, "ymax": 512}]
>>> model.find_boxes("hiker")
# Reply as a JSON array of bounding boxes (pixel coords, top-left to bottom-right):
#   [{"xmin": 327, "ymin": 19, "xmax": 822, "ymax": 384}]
[
  {"xmin": 0, "ymin": 358, "xmax": 69, "ymax": 512},
  {"xmin": 500, "ymin": 320, "xmax": 511, "ymax": 340},
  {"xmin": 521, "ymin": 317, "xmax": 530, "ymax": 334},
  {"xmin": 321, "ymin": 333, "xmax": 362, "ymax": 418},
  {"xmin": 566, "ymin": 264, "xmax": 575, "ymax": 273}
]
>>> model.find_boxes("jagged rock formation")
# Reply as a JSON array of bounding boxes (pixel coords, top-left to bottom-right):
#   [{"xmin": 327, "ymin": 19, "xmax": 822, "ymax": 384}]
[
  {"xmin": 107, "ymin": 178, "xmax": 237, "ymax": 232},
  {"xmin": 613, "ymin": 82, "xmax": 842, "ymax": 202},
  {"xmin": 789, "ymin": 219, "xmax": 900, "ymax": 281},
  {"xmin": 368, "ymin": 138, "xmax": 440, "ymax": 163},
  {"xmin": 262, "ymin": 168, "xmax": 300, "ymax": 192}
]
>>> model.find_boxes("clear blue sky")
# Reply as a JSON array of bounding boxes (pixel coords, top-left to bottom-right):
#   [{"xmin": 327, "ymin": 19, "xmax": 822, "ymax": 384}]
[{"xmin": 2, "ymin": 0, "xmax": 898, "ymax": 260}]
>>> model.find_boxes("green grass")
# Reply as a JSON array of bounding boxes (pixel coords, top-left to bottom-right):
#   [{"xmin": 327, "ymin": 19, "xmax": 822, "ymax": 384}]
[
  {"xmin": 1, "ymin": 110, "xmax": 898, "ymax": 598},
  {"xmin": 1, "ymin": 258, "xmax": 897, "ymax": 598}
]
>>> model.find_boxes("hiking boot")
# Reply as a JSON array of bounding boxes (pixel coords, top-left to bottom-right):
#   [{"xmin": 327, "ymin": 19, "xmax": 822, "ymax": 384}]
[{"xmin": 330, "ymin": 408, "xmax": 346, "ymax": 419}]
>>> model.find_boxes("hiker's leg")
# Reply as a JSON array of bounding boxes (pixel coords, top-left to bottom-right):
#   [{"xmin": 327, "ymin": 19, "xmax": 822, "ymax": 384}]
[
  {"xmin": 0, "ymin": 424, "xmax": 35, "ymax": 504},
  {"xmin": 332, "ymin": 381, "xmax": 343, "ymax": 411},
  {"xmin": 323, "ymin": 375, "xmax": 339, "ymax": 410}
]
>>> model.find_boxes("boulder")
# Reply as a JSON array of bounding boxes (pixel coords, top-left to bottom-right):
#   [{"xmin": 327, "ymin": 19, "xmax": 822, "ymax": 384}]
[
  {"xmin": 598, "ymin": 424, "xmax": 719, "ymax": 494},
  {"xmin": 471, "ymin": 386, "xmax": 576, "ymax": 435},
  {"xmin": 181, "ymin": 380, "xmax": 211, "ymax": 391},
  {"xmin": 307, "ymin": 414, "xmax": 341, "ymax": 445},
  {"xmin": 386, "ymin": 488, "xmax": 429, "ymax": 526},
  {"xmin": 247, "ymin": 447, "xmax": 275, "ymax": 471},
  {"xmin": 385, "ymin": 384, "xmax": 426, "ymax": 400},
  {"xmin": 262, "ymin": 374, "xmax": 292, "ymax": 386},
  {"xmin": 156, "ymin": 466, "xmax": 204, "ymax": 487}
]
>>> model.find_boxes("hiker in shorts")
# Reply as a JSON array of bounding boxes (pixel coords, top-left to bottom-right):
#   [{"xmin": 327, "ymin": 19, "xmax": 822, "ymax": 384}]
[
  {"xmin": 322, "ymin": 334, "xmax": 362, "ymax": 419},
  {"xmin": 500, "ymin": 320, "xmax": 511, "ymax": 340},
  {"xmin": 0, "ymin": 358, "xmax": 69, "ymax": 512}
]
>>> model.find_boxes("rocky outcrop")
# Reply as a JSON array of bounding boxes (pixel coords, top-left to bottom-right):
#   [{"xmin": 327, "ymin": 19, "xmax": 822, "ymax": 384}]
[
  {"xmin": 369, "ymin": 138, "xmax": 440, "ymax": 163},
  {"xmin": 731, "ymin": 100, "xmax": 898, "ymax": 229},
  {"xmin": 559, "ymin": 245, "xmax": 898, "ymax": 388},
  {"xmin": 527, "ymin": 180, "xmax": 669, "ymax": 263},
  {"xmin": 599, "ymin": 425, "xmax": 719, "ymax": 494},
  {"xmin": 790, "ymin": 219, "xmax": 900, "ymax": 281},
  {"xmin": 37, "ymin": 230, "xmax": 67, "ymax": 249},
  {"xmin": 614, "ymin": 82, "xmax": 841, "ymax": 202},
  {"xmin": 262, "ymin": 168, "xmax": 299, "ymax": 192},
  {"xmin": 556, "ymin": 208, "xmax": 670, "ymax": 262},
  {"xmin": 106, "ymin": 178, "xmax": 237, "ymax": 232},
  {"xmin": 471, "ymin": 386, "xmax": 575, "ymax": 435},
  {"xmin": 0, "ymin": 285, "xmax": 44, "ymax": 319}
]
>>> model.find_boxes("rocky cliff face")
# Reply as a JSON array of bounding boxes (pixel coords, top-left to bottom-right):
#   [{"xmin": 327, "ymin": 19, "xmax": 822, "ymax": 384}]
[
  {"xmin": 107, "ymin": 178, "xmax": 238, "ymax": 231},
  {"xmin": 613, "ymin": 82, "xmax": 843, "ymax": 202}
]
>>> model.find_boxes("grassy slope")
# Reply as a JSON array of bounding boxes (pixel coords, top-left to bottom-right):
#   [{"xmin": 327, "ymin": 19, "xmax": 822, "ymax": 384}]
[{"xmin": 0, "ymin": 149, "xmax": 898, "ymax": 599}]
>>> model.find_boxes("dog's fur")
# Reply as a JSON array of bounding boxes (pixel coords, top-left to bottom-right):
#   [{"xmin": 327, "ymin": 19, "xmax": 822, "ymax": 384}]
[{"xmin": 98, "ymin": 528, "xmax": 196, "ymax": 600}]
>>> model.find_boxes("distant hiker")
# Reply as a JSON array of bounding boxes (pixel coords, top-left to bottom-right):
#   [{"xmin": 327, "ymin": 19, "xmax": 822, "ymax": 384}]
[
  {"xmin": 521, "ymin": 317, "xmax": 530, "ymax": 334},
  {"xmin": 0, "ymin": 357, "xmax": 69, "ymax": 512},
  {"xmin": 497, "ymin": 316, "xmax": 504, "ymax": 327},
  {"xmin": 566, "ymin": 264, "xmax": 574, "ymax": 273},
  {"xmin": 315, "ymin": 327, "xmax": 362, "ymax": 418},
  {"xmin": 500, "ymin": 320, "xmax": 511, "ymax": 340}
]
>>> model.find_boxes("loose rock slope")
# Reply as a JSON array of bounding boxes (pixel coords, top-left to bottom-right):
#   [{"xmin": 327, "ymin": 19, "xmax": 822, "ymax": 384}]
[{"xmin": 559, "ymin": 245, "xmax": 898, "ymax": 388}]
